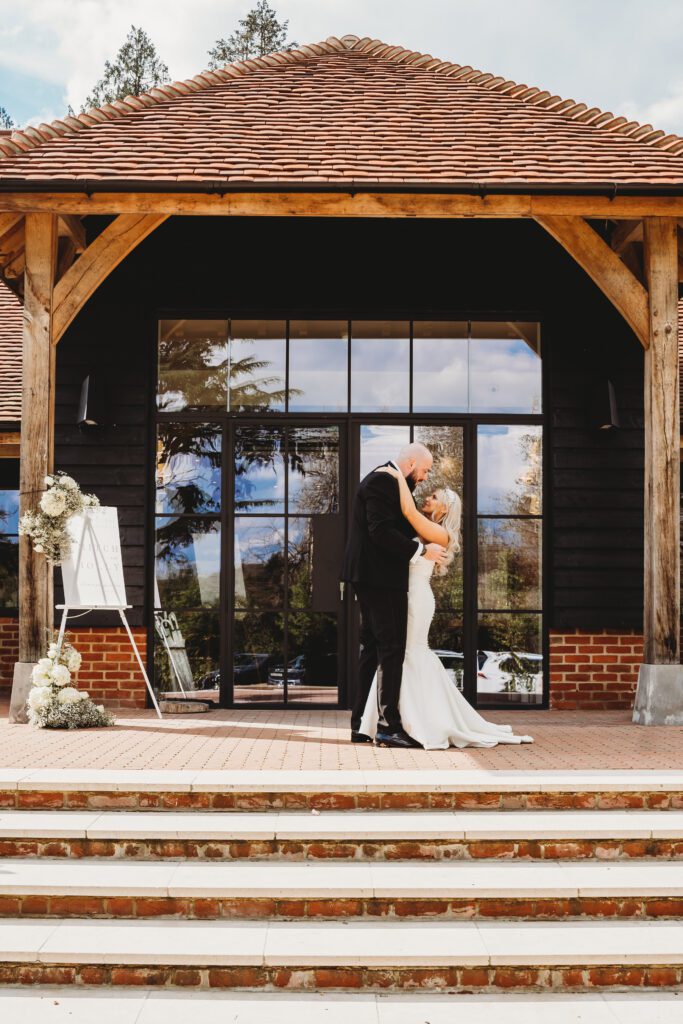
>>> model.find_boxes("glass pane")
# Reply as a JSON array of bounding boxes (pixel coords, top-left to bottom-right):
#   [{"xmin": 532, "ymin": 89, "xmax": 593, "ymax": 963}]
[
  {"xmin": 469, "ymin": 321, "xmax": 541, "ymax": 413},
  {"xmin": 153, "ymin": 609, "xmax": 220, "ymax": 704},
  {"xmin": 478, "ymin": 518, "xmax": 542, "ymax": 610},
  {"xmin": 351, "ymin": 321, "xmax": 409, "ymax": 412},
  {"xmin": 429, "ymin": 613, "xmax": 465, "ymax": 692},
  {"xmin": 0, "ymin": 490, "xmax": 19, "ymax": 534},
  {"xmin": 477, "ymin": 425, "xmax": 542, "ymax": 515},
  {"xmin": 234, "ymin": 516, "xmax": 285, "ymax": 609},
  {"xmin": 0, "ymin": 535, "xmax": 18, "ymax": 607},
  {"xmin": 156, "ymin": 424, "xmax": 221, "ymax": 514},
  {"xmin": 413, "ymin": 322, "xmax": 468, "ymax": 413},
  {"xmin": 233, "ymin": 612, "xmax": 284, "ymax": 703},
  {"xmin": 289, "ymin": 320, "xmax": 348, "ymax": 412},
  {"xmin": 157, "ymin": 320, "xmax": 228, "ymax": 411},
  {"xmin": 359, "ymin": 424, "xmax": 410, "ymax": 480},
  {"xmin": 287, "ymin": 612, "xmax": 338, "ymax": 705},
  {"xmin": 288, "ymin": 426, "xmax": 339, "ymax": 514},
  {"xmin": 413, "ymin": 424, "xmax": 464, "ymax": 609},
  {"xmin": 155, "ymin": 518, "xmax": 221, "ymax": 609},
  {"xmin": 229, "ymin": 320, "xmax": 286, "ymax": 412},
  {"xmin": 477, "ymin": 613, "xmax": 543, "ymax": 705},
  {"xmin": 234, "ymin": 426, "xmax": 285, "ymax": 513}
]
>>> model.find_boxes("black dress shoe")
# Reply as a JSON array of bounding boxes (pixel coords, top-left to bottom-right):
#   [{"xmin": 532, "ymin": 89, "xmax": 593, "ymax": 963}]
[
  {"xmin": 375, "ymin": 728, "xmax": 422, "ymax": 749},
  {"xmin": 351, "ymin": 731, "xmax": 373, "ymax": 744}
]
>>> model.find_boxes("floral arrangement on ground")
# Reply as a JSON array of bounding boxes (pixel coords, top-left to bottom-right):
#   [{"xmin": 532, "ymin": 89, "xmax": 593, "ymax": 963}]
[
  {"xmin": 18, "ymin": 471, "xmax": 100, "ymax": 564},
  {"xmin": 27, "ymin": 631, "xmax": 115, "ymax": 729}
]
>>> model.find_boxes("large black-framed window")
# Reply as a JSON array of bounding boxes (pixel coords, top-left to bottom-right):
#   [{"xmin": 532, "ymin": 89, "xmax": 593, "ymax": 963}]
[
  {"xmin": 152, "ymin": 317, "xmax": 545, "ymax": 710},
  {"xmin": 0, "ymin": 458, "xmax": 19, "ymax": 614}
]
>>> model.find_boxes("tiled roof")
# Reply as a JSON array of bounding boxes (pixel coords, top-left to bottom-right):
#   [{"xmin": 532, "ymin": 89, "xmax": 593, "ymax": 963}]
[
  {"xmin": 2, "ymin": 35, "xmax": 683, "ymax": 189},
  {"xmin": 0, "ymin": 279, "xmax": 22, "ymax": 422}
]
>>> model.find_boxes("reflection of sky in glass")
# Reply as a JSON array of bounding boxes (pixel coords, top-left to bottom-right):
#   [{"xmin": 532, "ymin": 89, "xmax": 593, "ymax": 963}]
[
  {"xmin": 230, "ymin": 337, "xmax": 286, "ymax": 412},
  {"xmin": 413, "ymin": 338, "xmax": 468, "ymax": 412},
  {"xmin": 235, "ymin": 428, "xmax": 285, "ymax": 512},
  {"xmin": 234, "ymin": 517, "xmax": 285, "ymax": 608},
  {"xmin": 470, "ymin": 338, "xmax": 541, "ymax": 413},
  {"xmin": 289, "ymin": 336, "xmax": 348, "ymax": 412},
  {"xmin": 0, "ymin": 490, "xmax": 19, "ymax": 534},
  {"xmin": 352, "ymin": 336, "xmax": 409, "ymax": 412},
  {"xmin": 288, "ymin": 427, "xmax": 339, "ymax": 514},
  {"xmin": 155, "ymin": 520, "xmax": 221, "ymax": 608},
  {"xmin": 477, "ymin": 425, "xmax": 542, "ymax": 514},
  {"xmin": 360, "ymin": 425, "xmax": 410, "ymax": 479},
  {"xmin": 156, "ymin": 428, "xmax": 221, "ymax": 514}
]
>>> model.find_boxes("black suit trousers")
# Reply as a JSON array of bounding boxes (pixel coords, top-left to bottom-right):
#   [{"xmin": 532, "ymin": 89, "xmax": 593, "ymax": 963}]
[{"xmin": 352, "ymin": 584, "xmax": 408, "ymax": 734}]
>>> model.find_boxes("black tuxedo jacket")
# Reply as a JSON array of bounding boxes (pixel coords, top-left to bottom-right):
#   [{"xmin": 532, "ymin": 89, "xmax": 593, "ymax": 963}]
[{"xmin": 340, "ymin": 463, "xmax": 420, "ymax": 590}]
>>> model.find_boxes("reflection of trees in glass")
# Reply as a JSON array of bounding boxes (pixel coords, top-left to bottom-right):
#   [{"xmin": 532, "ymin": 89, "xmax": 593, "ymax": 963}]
[
  {"xmin": 289, "ymin": 428, "xmax": 339, "ymax": 514},
  {"xmin": 0, "ymin": 537, "xmax": 18, "ymax": 606},
  {"xmin": 155, "ymin": 518, "xmax": 220, "ymax": 609},
  {"xmin": 414, "ymin": 425, "xmax": 464, "ymax": 611},
  {"xmin": 156, "ymin": 424, "xmax": 221, "ymax": 514},
  {"xmin": 503, "ymin": 430, "xmax": 542, "ymax": 517},
  {"xmin": 235, "ymin": 427, "xmax": 285, "ymax": 511},
  {"xmin": 478, "ymin": 519, "xmax": 540, "ymax": 610}
]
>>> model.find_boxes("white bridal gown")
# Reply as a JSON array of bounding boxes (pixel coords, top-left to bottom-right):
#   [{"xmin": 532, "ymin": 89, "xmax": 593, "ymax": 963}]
[{"xmin": 359, "ymin": 556, "xmax": 534, "ymax": 750}]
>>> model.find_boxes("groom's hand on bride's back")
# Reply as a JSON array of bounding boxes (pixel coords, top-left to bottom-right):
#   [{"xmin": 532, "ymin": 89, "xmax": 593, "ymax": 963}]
[{"xmin": 424, "ymin": 543, "xmax": 447, "ymax": 563}]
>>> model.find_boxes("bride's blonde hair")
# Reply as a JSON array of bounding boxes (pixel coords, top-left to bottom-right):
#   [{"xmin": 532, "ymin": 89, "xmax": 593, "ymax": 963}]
[{"xmin": 431, "ymin": 488, "xmax": 462, "ymax": 576}]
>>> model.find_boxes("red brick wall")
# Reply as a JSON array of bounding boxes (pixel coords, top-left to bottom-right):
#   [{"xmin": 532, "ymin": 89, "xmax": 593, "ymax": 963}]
[
  {"xmin": 549, "ymin": 630, "xmax": 642, "ymax": 709},
  {"xmin": 0, "ymin": 621, "xmax": 147, "ymax": 709},
  {"xmin": 0, "ymin": 619, "xmax": 646, "ymax": 711}
]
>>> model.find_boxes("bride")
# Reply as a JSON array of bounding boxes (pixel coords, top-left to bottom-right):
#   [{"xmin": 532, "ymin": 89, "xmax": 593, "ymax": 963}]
[{"xmin": 359, "ymin": 466, "xmax": 534, "ymax": 750}]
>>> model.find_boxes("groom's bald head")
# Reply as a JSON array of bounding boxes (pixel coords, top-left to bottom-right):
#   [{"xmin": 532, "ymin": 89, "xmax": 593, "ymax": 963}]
[{"xmin": 396, "ymin": 442, "xmax": 432, "ymax": 486}]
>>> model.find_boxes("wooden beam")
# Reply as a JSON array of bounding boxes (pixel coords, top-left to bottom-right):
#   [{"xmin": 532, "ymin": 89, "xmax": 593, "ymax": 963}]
[
  {"xmin": 4, "ymin": 191, "xmax": 683, "ymax": 219},
  {"xmin": 0, "ymin": 212, "xmax": 22, "ymax": 241},
  {"xmin": 534, "ymin": 215, "xmax": 650, "ymax": 348},
  {"xmin": 18, "ymin": 213, "xmax": 57, "ymax": 663},
  {"xmin": 611, "ymin": 220, "xmax": 643, "ymax": 253},
  {"xmin": 643, "ymin": 217, "xmax": 680, "ymax": 664},
  {"xmin": 57, "ymin": 214, "xmax": 85, "ymax": 253},
  {"xmin": 52, "ymin": 213, "xmax": 167, "ymax": 344}
]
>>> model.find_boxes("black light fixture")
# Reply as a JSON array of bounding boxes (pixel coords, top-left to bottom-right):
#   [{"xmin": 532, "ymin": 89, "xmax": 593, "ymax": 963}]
[
  {"xmin": 589, "ymin": 378, "xmax": 620, "ymax": 431},
  {"xmin": 77, "ymin": 374, "xmax": 107, "ymax": 428}
]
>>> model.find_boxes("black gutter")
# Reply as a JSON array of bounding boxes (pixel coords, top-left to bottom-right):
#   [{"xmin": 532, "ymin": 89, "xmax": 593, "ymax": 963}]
[{"xmin": 2, "ymin": 179, "xmax": 683, "ymax": 197}]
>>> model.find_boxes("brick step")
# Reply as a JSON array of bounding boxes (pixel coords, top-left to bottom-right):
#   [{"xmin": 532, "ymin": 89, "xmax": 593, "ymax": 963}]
[
  {"xmin": 1, "ymin": 989, "xmax": 682, "ymax": 1021},
  {"xmin": 2, "ymin": 918, "xmax": 683, "ymax": 991},
  {"xmin": 2, "ymin": 769, "xmax": 682, "ymax": 812},
  {"xmin": 2, "ymin": 809, "xmax": 683, "ymax": 861},
  {"xmin": 1, "ymin": 858, "xmax": 683, "ymax": 920}
]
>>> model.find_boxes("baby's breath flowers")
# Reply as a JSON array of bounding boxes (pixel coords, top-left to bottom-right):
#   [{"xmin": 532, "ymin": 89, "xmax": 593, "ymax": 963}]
[{"xmin": 19, "ymin": 472, "xmax": 100, "ymax": 564}]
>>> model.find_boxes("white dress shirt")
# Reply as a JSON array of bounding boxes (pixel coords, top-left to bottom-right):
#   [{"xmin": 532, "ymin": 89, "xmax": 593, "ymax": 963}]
[{"xmin": 388, "ymin": 460, "xmax": 424, "ymax": 563}]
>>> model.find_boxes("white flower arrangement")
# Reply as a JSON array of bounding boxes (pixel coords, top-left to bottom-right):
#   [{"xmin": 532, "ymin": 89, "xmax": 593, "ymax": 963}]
[
  {"xmin": 26, "ymin": 630, "xmax": 115, "ymax": 730},
  {"xmin": 18, "ymin": 472, "xmax": 100, "ymax": 565}
]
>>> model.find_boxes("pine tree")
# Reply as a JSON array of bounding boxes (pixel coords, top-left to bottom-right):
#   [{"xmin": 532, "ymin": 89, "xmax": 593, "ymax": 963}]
[
  {"xmin": 82, "ymin": 25, "xmax": 170, "ymax": 110},
  {"xmin": 208, "ymin": 1, "xmax": 295, "ymax": 68},
  {"xmin": 0, "ymin": 106, "xmax": 14, "ymax": 130}
]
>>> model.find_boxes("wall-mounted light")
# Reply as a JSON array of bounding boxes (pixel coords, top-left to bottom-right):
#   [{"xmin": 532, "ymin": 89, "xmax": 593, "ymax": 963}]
[
  {"xmin": 77, "ymin": 374, "xmax": 107, "ymax": 428},
  {"xmin": 589, "ymin": 378, "xmax": 620, "ymax": 431}
]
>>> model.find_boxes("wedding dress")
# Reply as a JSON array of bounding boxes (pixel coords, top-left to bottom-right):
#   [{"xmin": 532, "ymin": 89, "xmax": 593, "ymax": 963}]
[{"xmin": 359, "ymin": 555, "xmax": 534, "ymax": 750}]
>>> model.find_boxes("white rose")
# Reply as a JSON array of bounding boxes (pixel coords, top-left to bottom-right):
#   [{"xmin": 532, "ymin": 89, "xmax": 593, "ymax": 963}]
[
  {"xmin": 39, "ymin": 490, "xmax": 66, "ymax": 517},
  {"xmin": 31, "ymin": 664, "xmax": 52, "ymax": 686},
  {"xmin": 28, "ymin": 686, "xmax": 52, "ymax": 711},
  {"xmin": 66, "ymin": 650, "xmax": 82, "ymax": 672},
  {"xmin": 44, "ymin": 475, "xmax": 54, "ymax": 486},
  {"xmin": 37, "ymin": 657, "xmax": 53, "ymax": 671},
  {"xmin": 50, "ymin": 664, "xmax": 71, "ymax": 687},
  {"xmin": 59, "ymin": 476, "xmax": 78, "ymax": 490},
  {"xmin": 34, "ymin": 544, "xmax": 44, "ymax": 553},
  {"xmin": 57, "ymin": 686, "xmax": 82, "ymax": 705}
]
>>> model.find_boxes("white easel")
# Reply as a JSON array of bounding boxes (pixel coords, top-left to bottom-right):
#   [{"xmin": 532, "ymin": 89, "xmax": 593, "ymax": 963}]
[{"xmin": 57, "ymin": 507, "xmax": 162, "ymax": 719}]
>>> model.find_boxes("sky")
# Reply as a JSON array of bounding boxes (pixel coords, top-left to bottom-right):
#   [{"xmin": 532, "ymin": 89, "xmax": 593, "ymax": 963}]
[{"xmin": 2, "ymin": 0, "xmax": 683, "ymax": 133}]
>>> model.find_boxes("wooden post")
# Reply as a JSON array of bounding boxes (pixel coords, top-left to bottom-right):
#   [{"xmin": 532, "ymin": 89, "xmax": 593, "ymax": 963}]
[
  {"xmin": 633, "ymin": 217, "xmax": 682, "ymax": 724},
  {"xmin": 9, "ymin": 214, "xmax": 57, "ymax": 722}
]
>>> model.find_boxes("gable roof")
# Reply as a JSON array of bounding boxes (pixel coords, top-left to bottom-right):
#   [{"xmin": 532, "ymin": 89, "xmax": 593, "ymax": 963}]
[
  {"xmin": 1, "ymin": 34, "xmax": 683, "ymax": 192},
  {"xmin": 0, "ymin": 279, "xmax": 22, "ymax": 423}
]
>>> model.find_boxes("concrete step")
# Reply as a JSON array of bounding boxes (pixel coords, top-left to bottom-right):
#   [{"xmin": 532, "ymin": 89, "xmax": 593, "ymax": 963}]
[
  {"xmin": 2, "ymin": 769, "xmax": 682, "ymax": 812},
  {"xmin": 2, "ymin": 918, "xmax": 683, "ymax": 991},
  {"xmin": 2, "ymin": 808, "xmax": 683, "ymax": 860},
  {"xmin": 1, "ymin": 857, "xmax": 682, "ymax": 919},
  {"xmin": 0, "ymin": 989, "xmax": 682, "ymax": 1023}
]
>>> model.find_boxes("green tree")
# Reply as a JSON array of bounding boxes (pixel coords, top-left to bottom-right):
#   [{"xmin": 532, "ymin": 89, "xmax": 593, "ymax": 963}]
[
  {"xmin": 0, "ymin": 107, "xmax": 14, "ymax": 130},
  {"xmin": 82, "ymin": 25, "xmax": 170, "ymax": 110},
  {"xmin": 208, "ymin": 1, "xmax": 296, "ymax": 68}
]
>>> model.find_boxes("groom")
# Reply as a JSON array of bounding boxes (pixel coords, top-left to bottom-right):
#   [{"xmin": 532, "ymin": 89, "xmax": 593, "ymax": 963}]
[{"xmin": 341, "ymin": 442, "xmax": 447, "ymax": 749}]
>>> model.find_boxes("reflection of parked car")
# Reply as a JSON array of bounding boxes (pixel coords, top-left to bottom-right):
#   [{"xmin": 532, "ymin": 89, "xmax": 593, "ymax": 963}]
[
  {"xmin": 195, "ymin": 669, "xmax": 220, "ymax": 691},
  {"xmin": 434, "ymin": 650, "xmax": 464, "ymax": 690},
  {"xmin": 477, "ymin": 651, "xmax": 543, "ymax": 695},
  {"xmin": 269, "ymin": 655, "xmax": 306, "ymax": 687},
  {"xmin": 234, "ymin": 653, "xmax": 271, "ymax": 686}
]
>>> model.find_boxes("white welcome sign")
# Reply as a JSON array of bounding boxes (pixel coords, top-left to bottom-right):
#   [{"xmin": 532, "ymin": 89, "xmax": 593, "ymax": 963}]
[{"xmin": 61, "ymin": 507, "xmax": 127, "ymax": 608}]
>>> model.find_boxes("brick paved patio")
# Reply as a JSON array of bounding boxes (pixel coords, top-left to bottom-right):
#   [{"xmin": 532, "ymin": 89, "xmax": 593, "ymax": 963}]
[{"xmin": 1, "ymin": 704, "xmax": 682, "ymax": 771}]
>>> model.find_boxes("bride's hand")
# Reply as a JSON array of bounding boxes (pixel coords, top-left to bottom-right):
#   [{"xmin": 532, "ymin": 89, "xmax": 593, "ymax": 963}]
[{"xmin": 377, "ymin": 466, "xmax": 401, "ymax": 480}]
